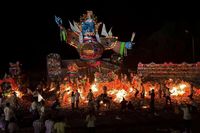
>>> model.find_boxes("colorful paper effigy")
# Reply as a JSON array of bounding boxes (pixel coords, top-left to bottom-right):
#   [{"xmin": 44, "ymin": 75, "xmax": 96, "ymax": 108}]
[{"xmin": 55, "ymin": 11, "xmax": 136, "ymax": 60}]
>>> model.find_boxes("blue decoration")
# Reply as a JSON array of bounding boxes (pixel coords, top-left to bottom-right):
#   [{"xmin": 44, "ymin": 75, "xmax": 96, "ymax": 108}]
[
  {"xmin": 55, "ymin": 16, "xmax": 62, "ymax": 26},
  {"xmin": 81, "ymin": 18, "xmax": 95, "ymax": 36},
  {"xmin": 125, "ymin": 42, "xmax": 133, "ymax": 49}
]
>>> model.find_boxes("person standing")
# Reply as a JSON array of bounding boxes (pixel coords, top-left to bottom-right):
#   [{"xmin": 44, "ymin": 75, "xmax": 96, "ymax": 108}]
[
  {"xmin": 4, "ymin": 102, "xmax": 13, "ymax": 132},
  {"xmin": 149, "ymin": 89, "xmax": 155, "ymax": 114},
  {"xmin": 140, "ymin": 83, "xmax": 145, "ymax": 99},
  {"xmin": 39, "ymin": 101, "xmax": 45, "ymax": 120},
  {"xmin": 165, "ymin": 88, "xmax": 172, "ymax": 105},
  {"xmin": 188, "ymin": 84, "xmax": 194, "ymax": 100},
  {"xmin": 134, "ymin": 88, "xmax": 139, "ymax": 98},
  {"xmin": 71, "ymin": 91, "xmax": 75, "ymax": 111},
  {"xmin": 54, "ymin": 116, "xmax": 70, "ymax": 133},
  {"xmin": 158, "ymin": 83, "xmax": 163, "ymax": 99},
  {"xmin": 45, "ymin": 114, "xmax": 54, "ymax": 133},
  {"xmin": 75, "ymin": 89, "xmax": 80, "ymax": 109},
  {"xmin": 51, "ymin": 98, "xmax": 60, "ymax": 111},
  {"xmin": 33, "ymin": 117, "xmax": 44, "ymax": 133},
  {"xmin": 30, "ymin": 99, "xmax": 39, "ymax": 121},
  {"xmin": 181, "ymin": 104, "xmax": 192, "ymax": 133},
  {"xmin": 85, "ymin": 110, "xmax": 96, "ymax": 133},
  {"xmin": 8, "ymin": 117, "xmax": 19, "ymax": 133},
  {"xmin": 120, "ymin": 98, "xmax": 127, "ymax": 112},
  {"xmin": 87, "ymin": 89, "xmax": 95, "ymax": 110}
]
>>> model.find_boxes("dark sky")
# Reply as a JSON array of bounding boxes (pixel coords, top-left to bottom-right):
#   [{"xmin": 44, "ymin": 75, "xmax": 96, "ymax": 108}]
[{"xmin": 0, "ymin": 1, "xmax": 200, "ymax": 75}]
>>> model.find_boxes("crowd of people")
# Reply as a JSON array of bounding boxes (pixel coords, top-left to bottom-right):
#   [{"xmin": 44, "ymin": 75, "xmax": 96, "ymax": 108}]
[{"xmin": 0, "ymin": 66, "xmax": 199, "ymax": 133}]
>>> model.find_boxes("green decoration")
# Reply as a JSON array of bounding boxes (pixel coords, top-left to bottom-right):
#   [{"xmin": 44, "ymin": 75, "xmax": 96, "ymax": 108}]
[{"xmin": 120, "ymin": 42, "xmax": 125, "ymax": 56}]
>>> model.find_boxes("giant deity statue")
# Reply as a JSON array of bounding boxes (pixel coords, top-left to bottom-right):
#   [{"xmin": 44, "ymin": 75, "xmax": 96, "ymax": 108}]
[
  {"xmin": 48, "ymin": 11, "xmax": 136, "ymax": 82},
  {"xmin": 55, "ymin": 10, "xmax": 135, "ymax": 61}
]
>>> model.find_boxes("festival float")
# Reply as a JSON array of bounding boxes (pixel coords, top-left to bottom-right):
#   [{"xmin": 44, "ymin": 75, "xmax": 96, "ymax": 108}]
[{"xmin": 47, "ymin": 10, "xmax": 135, "ymax": 82}]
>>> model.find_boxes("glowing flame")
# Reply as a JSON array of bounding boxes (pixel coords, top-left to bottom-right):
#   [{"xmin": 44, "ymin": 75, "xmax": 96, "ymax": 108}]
[
  {"xmin": 170, "ymin": 84, "xmax": 186, "ymax": 96},
  {"xmin": 129, "ymin": 87, "xmax": 133, "ymax": 93},
  {"xmin": 78, "ymin": 88, "xmax": 87, "ymax": 103},
  {"xmin": 15, "ymin": 91, "xmax": 23, "ymax": 98},
  {"xmin": 179, "ymin": 84, "xmax": 186, "ymax": 89},
  {"xmin": 115, "ymin": 89, "xmax": 127, "ymax": 102},
  {"xmin": 91, "ymin": 84, "xmax": 98, "ymax": 92},
  {"xmin": 108, "ymin": 89, "xmax": 127, "ymax": 103}
]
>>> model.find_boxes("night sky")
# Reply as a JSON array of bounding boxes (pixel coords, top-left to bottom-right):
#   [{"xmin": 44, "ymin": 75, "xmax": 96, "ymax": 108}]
[{"xmin": 0, "ymin": 1, "xmax": 200, "ymax": 76}]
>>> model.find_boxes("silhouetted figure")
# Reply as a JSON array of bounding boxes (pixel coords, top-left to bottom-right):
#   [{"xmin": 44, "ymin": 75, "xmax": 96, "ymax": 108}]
[
  {"xmin": 134, "ymin": 88, "xmax": 139, "ymax": 98},
  {"xmin": 75, "ymin": 89, "xmax": 80, "ymax": 109},
  {"xmin": 149, "ymin": 89, "xmax": 155, "ymax": 114},
  {"xmin": 127, "ymin": 101, "xmax": 134, "ymax": 111},
  {"xmin": 8, "ymin": 117, "xmax": 19, "ymax": 133},
  {"xmin": 51, "ymin": 99, "xmax": 60, "ymax": 111},
  {"xmin": 87, "ymin": 89, "xmax": 95, "ymax": 111},
  {"xmin": 120, "ymin": 98, "xmax": 127, "ymax": 112},
  {"xmin": 71, "ymin": 91, "xmax": 75, "ymax": 111},
  {"xmin": 158, "ymin": 83, "xmax": 163, "ymax": 99},
  {"xmin": 188, "ymin": 84, "xmax": 194, "ymax": 100},
  {"xmin": 140, "ymin": 83, "xmax": 145, "ymax": 99},
  {"xmin": 165, "ymin": 88, "xmax": 172, "ymax": 105}
]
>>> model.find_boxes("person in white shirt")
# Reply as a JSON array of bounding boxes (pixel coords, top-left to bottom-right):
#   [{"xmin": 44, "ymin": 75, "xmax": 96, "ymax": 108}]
[
  {"xmin": 4, "ymin": 102, "xmax": 13, "ymax": 132},
  {"xmin": 39, "ymin": 101, "xmax": 45, "ymax": 120},
  {"xmin": 45, "ymin": 114, "xmax": 54, "ymax": 133},
  {"xmin": 30, "ymin": 99, "xmax": 39, "ymax": 121},
  {"xmin": 85, "ymin": 110, "xmax": 96, "ymax": 133},
  {"xmin": 181, "ymin": 104, "xmax": 192, "ymax": 133},
  {"xmin": 31, "ymin": 99, "xmax": 38, "ymax": 112},
  {"xmin": 75, "ymin": 90, "xmax": 80, "ymax": 109}
]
